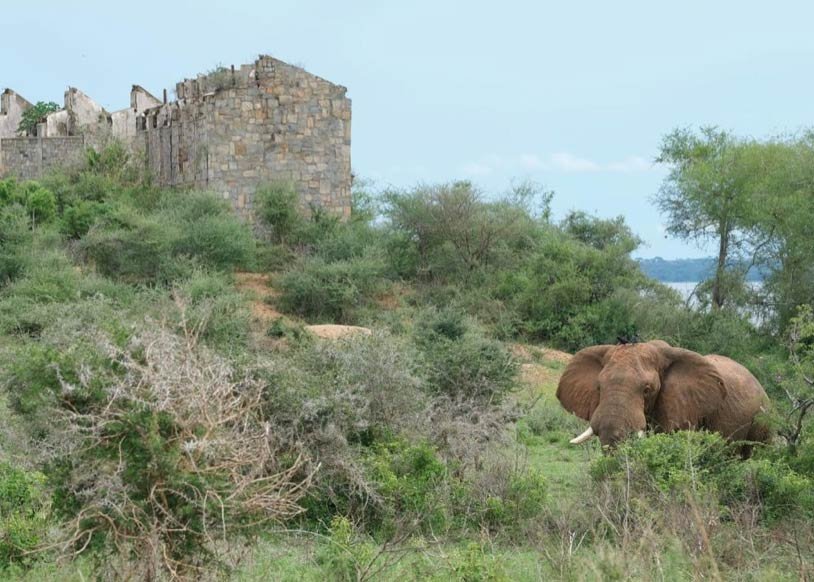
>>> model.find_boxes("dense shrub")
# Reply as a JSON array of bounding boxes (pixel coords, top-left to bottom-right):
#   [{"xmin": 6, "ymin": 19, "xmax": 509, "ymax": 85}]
[
  {"xmin": 590, "ymin": 432, "xmax": 736, "ymax": 493},
  {"xmin": 0, "ymin": 463, "xmax": 51, "ymax": 570},
  {"xmin": 59, "ymin": 200, "xmax": 110, "ymax": 239},
  {"xmin": 383, "ymin": 181, "xmax": 546, "ymax": 281},
  {"xmin": 170, "ymin": 271, "xmax": 250, "ymax": 350},
  {"xmin": 80, "ymin": 213, "xmax": 181, "ymax": 284},
  {"xmin": 591, "ymin": 431, "xmax": 814, "ymax": 522},
  {"xmin": 277, "ymin": 253, "xmax": 387, "ymax": 323},
  {"xmin": 509, "ymin": 219, "xmax": 646, "ymax": 351},
  {"xmin": 413, "ymin": 307, "xmax": 518, "ymax": 402},
  {"xmin": 80, "ymin": 191, "xmax": 255, "ymax": 284},
  {"xmin": 365, "ymin": 439, "xmax": 450, "ymax": 533},
  {"xmin": 256, "ymin": 182, "xmax": 304, "ymax": 243},
  {"xmin": 5, "ymin": 325, "xmax": 312, "ymax": 578},
  {"xmin": 0, "ymin": 179, "xmax": 56, "ymax": 225}
]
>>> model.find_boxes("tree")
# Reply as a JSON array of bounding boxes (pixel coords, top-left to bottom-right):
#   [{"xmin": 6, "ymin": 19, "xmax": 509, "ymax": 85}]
[
  {"xmin": 655, "ymin": 127, "xmax": 760, "ymax": 310},
  {"xmin": 745, "ymin": 133, "xmax": 814, "ymax": 328},
  {"xmin": 17, "ymin": 101, "xmax": 60, "ymax": 135}
]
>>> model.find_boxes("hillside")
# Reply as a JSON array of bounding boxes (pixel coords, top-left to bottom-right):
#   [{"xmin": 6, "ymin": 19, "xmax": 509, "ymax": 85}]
[{"xmin": 0, "ymin": 155, "xmax": 812, "ymax": 580}]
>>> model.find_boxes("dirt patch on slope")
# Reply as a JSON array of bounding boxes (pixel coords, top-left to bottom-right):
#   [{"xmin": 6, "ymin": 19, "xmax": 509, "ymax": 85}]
[
  {"xmin": 305, "ymin": 325, "xmax": 373, "ymax": 340},
  {"xmin": 235, "ymin": 272, "xmax": 283, "ymax": 322}
]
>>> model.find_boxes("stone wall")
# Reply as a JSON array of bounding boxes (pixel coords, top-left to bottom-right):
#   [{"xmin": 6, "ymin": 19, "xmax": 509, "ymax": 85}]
[
  {"xmin": 0, "ymin": 55, "xmax": 352, "ymax": 220},
  {"xmin": 0, "ymin": 136, "xmax": 86, "ymax": 180},
  {"xmin": 139, "ymin": 56, "xmax": 352, "ymax": 219}
]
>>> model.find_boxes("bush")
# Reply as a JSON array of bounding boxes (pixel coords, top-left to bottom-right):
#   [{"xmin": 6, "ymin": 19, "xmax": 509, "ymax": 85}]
[
  {"xmin": 6, "ymin": 325, "xmax": 312, "ymax": 578},
  {"xmin": 81, "ymin": 214, "xmax": 181, "ymax": 284},
  {"xmin": 0, "ymin": 180, "xmax": 56, "ymax": 226},
  {"xmin": 510, "ymin": 221, "xmax": 646, "ymax": 351},
  {"xmin": 80, "ymin": 192, "xmax": 255, "ymax": 284},
  {"xmin": 2, "ymin": 249, "xmax": 81, "ymax": 304},
  {"xmin": 0, "ymin": 463, "xmax": 51, "ymax": 570},
  {"xmin": 590, "ymin": 431, "xmax": 814, "ymax": 522},
  {"xmin": 277, "ymin": 254, "xmax": 387, "ymax": 323},
  {"xmin": 365, "ymin": 439, "xmax": 450, "ymax": 534},
  {"xmin": 59, "ymin": 200, "xmax": 110, "ymax": 239},
  {"xmin": 262, "ymin": 332, "xmax": 428, "ymax": 527},
  {"xmin": 170, "ymin": 271, "xmax": 250, "ymax": 350},
  {"xmin": 590, "ymin": 431, "xmax": 736, "ymax": 494},
  {"xmin": 414, "ymin": 308, "xmax": 517, "ymax": 402},
  {"xmin": 256, "ymin": 182, "xmax": 304, "ymax": 243}
]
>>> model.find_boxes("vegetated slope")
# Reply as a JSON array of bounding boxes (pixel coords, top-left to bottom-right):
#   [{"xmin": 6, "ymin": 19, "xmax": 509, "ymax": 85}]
[{"xmin": 2, "ymin": 153, "xmax": 814, "ymax": 580}]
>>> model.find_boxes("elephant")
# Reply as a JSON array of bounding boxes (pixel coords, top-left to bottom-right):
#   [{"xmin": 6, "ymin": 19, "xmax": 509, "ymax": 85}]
[{"xmin": 556, "ymin": 340, "xmax": 770, "ymax": 448}]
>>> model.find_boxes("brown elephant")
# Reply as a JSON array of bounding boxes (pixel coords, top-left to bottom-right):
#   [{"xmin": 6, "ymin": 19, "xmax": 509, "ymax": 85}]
[{"xmin": 556, "ymin": 340, "xmax": 770, "ymax": 448}]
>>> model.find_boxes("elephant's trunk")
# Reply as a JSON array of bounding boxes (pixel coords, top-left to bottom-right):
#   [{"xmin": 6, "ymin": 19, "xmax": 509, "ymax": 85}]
[{"xmin": 570, "ymin": 426, "xmax": 594, "ymax": 444}]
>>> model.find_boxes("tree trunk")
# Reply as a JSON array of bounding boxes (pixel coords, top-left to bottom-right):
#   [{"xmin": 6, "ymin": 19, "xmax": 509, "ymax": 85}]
[{"xmin": 712, "ymin": 221, "xmax": 729, "ymax": 310}]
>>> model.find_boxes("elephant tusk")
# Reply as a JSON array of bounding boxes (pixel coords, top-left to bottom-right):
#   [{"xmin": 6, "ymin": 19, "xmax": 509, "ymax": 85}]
[
  {"xmin": 570, "ymin": 426, "xmax": 594, "ymax": 444},
  {"xmin": 637, "ymin": 430, "xmax": 645, "ymax": 439}
]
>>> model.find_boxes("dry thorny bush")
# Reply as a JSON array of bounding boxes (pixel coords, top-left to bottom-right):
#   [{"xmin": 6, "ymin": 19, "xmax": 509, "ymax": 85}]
[{"xmin": 46, "ymin": 316, "xmax": 316, "ymax": 580}]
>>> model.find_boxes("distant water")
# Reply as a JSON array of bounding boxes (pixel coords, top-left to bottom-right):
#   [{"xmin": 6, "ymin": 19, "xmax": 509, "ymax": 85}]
[
  {"xmin": 665, "ymin": 281, "xmax": 764, "ymax": 303},
  {"xmin": 666, "ymin": 282, "xmax": 702, "ymax": 301},
  {"xmin": 665, "ymin": 281, "xmax": 766, "ymax": 326}
]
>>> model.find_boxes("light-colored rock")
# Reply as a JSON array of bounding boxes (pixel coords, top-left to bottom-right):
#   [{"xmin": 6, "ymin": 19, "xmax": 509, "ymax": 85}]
[{"xmin": 305, "ymin": 325, "xmax": 372, "ymax": 339}]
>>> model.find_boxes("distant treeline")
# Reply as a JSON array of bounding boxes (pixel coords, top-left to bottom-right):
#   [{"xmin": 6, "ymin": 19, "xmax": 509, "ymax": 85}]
[{"xmin": 637, "ymin": 257, "xmax": 765, "ymax": 283}]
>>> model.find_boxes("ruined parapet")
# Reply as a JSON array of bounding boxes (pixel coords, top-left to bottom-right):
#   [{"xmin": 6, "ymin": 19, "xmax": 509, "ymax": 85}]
[
  {"xmin": 139, "ymin": 55, "xmax": 352, "ymax": 220},
  {"xmin": 111, "ymin": 85, "xmax": 162, "ymax": 140},
  {"xmin": 0, "ymin": 89, "xmax": 32, "ymax": 138}
]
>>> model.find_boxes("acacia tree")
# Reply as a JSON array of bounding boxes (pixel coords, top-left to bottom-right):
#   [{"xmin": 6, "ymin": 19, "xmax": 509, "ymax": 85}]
[{"xmin": 655, "ymin": 127, "xmax": 760, "ymax": 310}]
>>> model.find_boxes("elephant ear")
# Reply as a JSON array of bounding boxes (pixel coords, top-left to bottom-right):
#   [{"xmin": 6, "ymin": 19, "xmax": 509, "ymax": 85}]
[
  {"xmin": 556, "ymin": 345, "xmax": 612, "ymax": 421},
  {"xmin": 653, "ymin": 346, "xmax": 727, "ymax": 431}
]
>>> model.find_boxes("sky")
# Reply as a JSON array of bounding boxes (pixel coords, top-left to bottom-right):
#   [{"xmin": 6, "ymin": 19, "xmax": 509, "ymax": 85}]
[{"xmin": 3, "ymin": 0, "xmax": 813, "ymax": 258}]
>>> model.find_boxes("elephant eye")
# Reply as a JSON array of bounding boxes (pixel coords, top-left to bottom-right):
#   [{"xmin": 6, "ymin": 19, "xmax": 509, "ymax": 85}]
[{"xmin": 643, "ymin": 384, "xmax": 653, "ymax": 395}]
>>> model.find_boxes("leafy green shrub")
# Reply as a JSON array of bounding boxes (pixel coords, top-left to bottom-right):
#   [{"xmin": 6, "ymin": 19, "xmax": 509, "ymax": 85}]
[
  {"xmin": 590, "ymin": 431, "xmax": 735, "ymax": 494},
  {"xmin": 266, "ymin": 317, "xmax": 309, "ymax": 343},
  {"xmin": 383, "ymin": 181, "xmax": 546, "ymax": 283},
  {"xmin": 0, "ymin": 463, "xmax": 51, "ymax": 570},
  {"xmin": 170, "ymin": 271, "xmax": 250, "ymax": 349},
  {"xmin": 447, "ymin": 542, "xmax": 508, "ymax": 582},
  {"xmin": 480, "ymin": 468, "xmax": 547, "ymax": 530},
  {"xmin": 315, "ymin": 516, "xmax": 377, "ymax": 581},
  {"xmin": 509, "ymin": 220, "xmax": 646, "ymax": 351},
  {"xmin": 2, "ymin": 250, "xmax": 81, "ymax": 304},
  {"xmin": 724, "ymin": 458, "xmax": 814, "ymax": 521},
  {"xmin": 0, "ymin": 180, "xmax": 56, "ymax": 225},
  {"xmin": 590, "ymin": 431, "xmax": 814, "ymax": 522},
  {"xmin": 277, "ymin": 254, "xmax": 387, "ymax": 323},
  {"xmin": 80, "ymin": 192, "xmax": 255, "ymax": 284},
  {"xmin": 59, "ymin": 200, "xmax": 110, "ymax": 239},
  {"xmin": 80, "ymin": 215, "xmax": 181, "ymax": 284},
  {"xmin": 413, "ymin": 308, "xmax": 517, "ymax": 402},
  {"xmin": 256, "ymin": 182, "xmax": 304, "ymax": 243},
  {"xmin": 172, "ymin": 212, "xmax": 256, "ymax": 271},
  {"xmin": 365, "ymin": 439, "xmax": 449, "ymax": 533}
]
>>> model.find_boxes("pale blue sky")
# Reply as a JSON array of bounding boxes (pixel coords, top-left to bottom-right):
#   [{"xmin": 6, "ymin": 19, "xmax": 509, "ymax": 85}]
[{"xmin": 4, "ymin": 1, "xmax": 813, "ymax": 258}]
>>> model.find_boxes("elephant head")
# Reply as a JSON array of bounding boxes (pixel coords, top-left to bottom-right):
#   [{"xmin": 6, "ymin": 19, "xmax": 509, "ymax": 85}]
[{"xmin": 556, "ymin": 340, "xmax": 727, "ymax": 447}]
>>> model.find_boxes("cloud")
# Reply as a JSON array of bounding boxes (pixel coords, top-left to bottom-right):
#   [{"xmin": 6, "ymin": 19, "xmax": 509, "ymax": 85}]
[
  {"xmin": 550, "ymin": 152, "xmax": 602, "ymax": 173},
  {"xmin": 605, "ymin": 155, "xmax": 652, "ymax": 173},
  {"xmin": 460, "ymin": 152, "xmax": 655, "ymax": 177}
]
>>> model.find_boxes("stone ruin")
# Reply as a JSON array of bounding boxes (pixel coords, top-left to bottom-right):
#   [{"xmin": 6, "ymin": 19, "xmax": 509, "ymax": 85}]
[{"xmin": 0, "ymin": 55, "xmax": 352, "ymax": 219}]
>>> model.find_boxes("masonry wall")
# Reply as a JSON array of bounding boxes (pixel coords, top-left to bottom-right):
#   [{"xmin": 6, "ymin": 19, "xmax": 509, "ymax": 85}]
[
  {"xmin": 140, "ymin": 56, "xmax": 352, "ymax": 220},
  {"xmin": 0, "ymin": 137, "xmax": 86, "ymax": 180}
]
